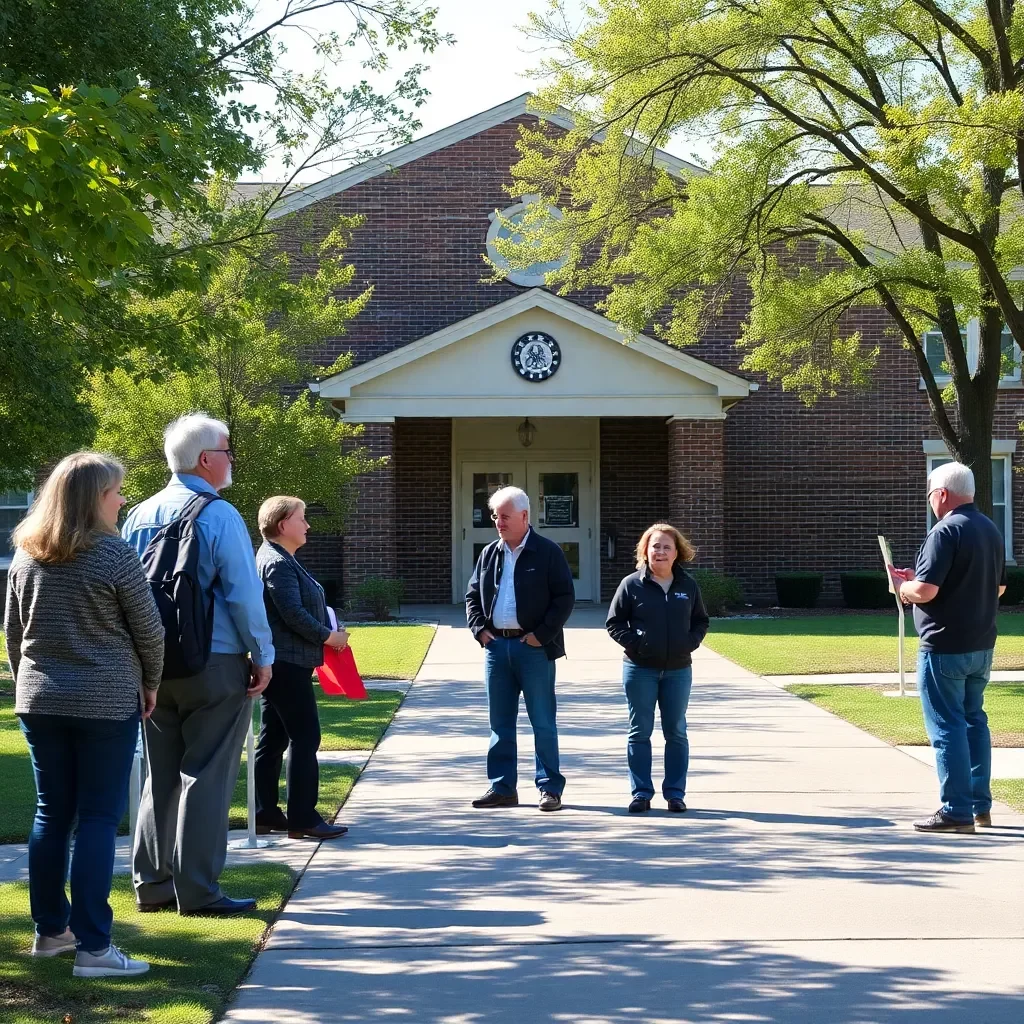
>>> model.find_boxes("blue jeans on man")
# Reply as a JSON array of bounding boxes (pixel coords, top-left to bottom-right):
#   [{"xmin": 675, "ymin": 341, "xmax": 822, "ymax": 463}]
[
  {"xmin": 916, "ymin": 649, "xmax": 993, "ymax": 822},
  {"xmin": 622, "ymin": 662, "xmax": 693, "ymax": 800},
  {"xmin": 484, "ymin": 636, "xmax": 564, "ymax": 795},
  {"xmin": 18, "ymin": 712, "xmax": 140, "ymax": 952}
]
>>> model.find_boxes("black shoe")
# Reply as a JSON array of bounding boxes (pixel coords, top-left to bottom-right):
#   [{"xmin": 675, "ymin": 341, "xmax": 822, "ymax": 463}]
[
  {"xmin": 182, "ymin": 895, "xmax": 257, "ymax": 917},
  {"xmin": 136, "ymin": 897, "xmax": 177, "ymax": 913},
  {"xmin": 667, "ymin": 798, "xmax": 687, "ymax": 813},
  {"xmin": 255, "ymin": 812, "xmax": 289, "ymax": 836},
  {"xmin": 472, "ymin": 788, "xmax": 519, "ymax": 808},
  {"xmin": 288, "ymin": 822, "xmax": 349, "ymax": 841},
  {"xmin": 628, "ymin": 796, "xmax": 651, "ymax": 814},
  {"xmin": 913, "ymin": 810, "xmax": 975, "ymax": 834},
  {"xmin": 538, "ymin": 791, "xmax": 562, "ymax": 812}
]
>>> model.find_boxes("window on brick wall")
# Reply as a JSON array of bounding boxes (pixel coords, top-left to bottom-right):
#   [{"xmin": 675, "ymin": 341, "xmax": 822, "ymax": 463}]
[
  {"xmin": 921, "ymin": 321, "xmax": 1021, "ymax": 386},
  {"xmin": 0, "ymin": 490, "xmax": 31, "ymax": 566},
  {"xmin": 926, "ymin": 455, "xmax": 1013, "ymax": 562}
]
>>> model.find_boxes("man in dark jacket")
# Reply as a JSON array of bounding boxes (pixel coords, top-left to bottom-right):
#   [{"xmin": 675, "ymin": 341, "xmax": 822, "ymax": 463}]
[{"xmin": 466, "ymin": 486, "xmax": 575, "ymax": 811}]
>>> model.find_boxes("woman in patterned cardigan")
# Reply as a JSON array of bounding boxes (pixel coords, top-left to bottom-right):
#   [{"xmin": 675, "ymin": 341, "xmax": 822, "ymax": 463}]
[{"xmin": 3, "ymin": 452, "xmax": 164, "ymax": 978}]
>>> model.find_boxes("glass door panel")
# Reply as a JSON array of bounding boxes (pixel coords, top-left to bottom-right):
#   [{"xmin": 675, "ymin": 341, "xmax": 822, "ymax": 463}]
[
  {"xmin": 461, "ymin": 461, "xmax": 525, "ymax": 585},
  {"xmin": 527, "ymin": 461, "xmax": 593, "ymax": 600}
]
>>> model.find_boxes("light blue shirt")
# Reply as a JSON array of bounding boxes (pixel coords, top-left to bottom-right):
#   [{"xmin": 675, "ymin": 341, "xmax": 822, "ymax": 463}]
[
  {"xmin": 121, "ymin": 474, "xmax": 275, "ymax": 667},
  {"xmin": 492, "ymin": 529, "xmax": 530, "ymax": 630}
]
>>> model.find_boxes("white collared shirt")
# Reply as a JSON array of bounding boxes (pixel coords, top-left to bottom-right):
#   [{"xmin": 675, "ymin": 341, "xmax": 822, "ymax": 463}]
[{"xmin": 492, "ymin": 529, "xmax": 531, "ymax": 629}]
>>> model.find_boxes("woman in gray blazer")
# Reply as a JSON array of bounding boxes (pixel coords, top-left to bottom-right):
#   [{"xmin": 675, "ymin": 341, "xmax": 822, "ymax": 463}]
[
  {"xmin": 254, "ymin": 496, "xmax": 349, "ymax": 841},
  {"xmin": 4, "ymin": 452, "xmax": 163, "ymax": 978}
]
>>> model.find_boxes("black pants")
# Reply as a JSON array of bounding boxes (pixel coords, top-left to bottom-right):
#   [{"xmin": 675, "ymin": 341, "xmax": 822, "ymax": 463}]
[{"xmin": 253, "ymin": 660, "xmax": 323, "ymax": 829}]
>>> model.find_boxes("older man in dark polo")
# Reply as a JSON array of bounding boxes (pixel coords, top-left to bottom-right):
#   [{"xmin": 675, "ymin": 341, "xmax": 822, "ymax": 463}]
[
  {"xmin": 466, "ymin": 486, "xmax": 575, "ymax": 812},
  {"xmin": 891, "ymin": 461, "xmax": 1007, "ymax": 834}
]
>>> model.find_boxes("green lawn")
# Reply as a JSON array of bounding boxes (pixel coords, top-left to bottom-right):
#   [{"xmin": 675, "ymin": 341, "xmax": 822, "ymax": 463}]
[
  {"xmin": 785, "ymin": 684, "xmax": 1024, "ymax": 746},
  {"xmin": 0, "ymin": 864, "xmax": 294, "ymax": 1024},
  {"xmin": 992, "ymin": 779, "xmax": 1024, "ymax": 812},
  {"xmin": 316, "ymin": 687, "xmax": 404, "ymax": 750},
  {"xmin": 704, "ymin": 613, "xmax": 1024, "ymax": 675},
  {"xmin": 228, "ymin": 760, "xmax": 358, "ymax": 830},
  {"xmin": 346, "ymin": 623, "xmax": 435, "ymax": 679},
  {"xmin": 0, "ymin": 630, "xmax": 10, "ymax": 683}
]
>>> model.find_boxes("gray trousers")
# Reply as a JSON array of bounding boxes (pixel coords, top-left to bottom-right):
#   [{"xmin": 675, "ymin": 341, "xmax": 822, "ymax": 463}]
[{"xmin": 133, "ymin": 653, "xmax": 250, "ymax": 911}]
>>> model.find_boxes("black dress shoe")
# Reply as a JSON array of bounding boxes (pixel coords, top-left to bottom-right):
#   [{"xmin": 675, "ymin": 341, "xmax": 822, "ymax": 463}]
[
  {"xmin": 255, "ymin": 813, "xmax": 289, "ymax": 835},
  {"xmin": 288, "ymin": 822, "xmax": 349, "ymax": 841},
  {"xmin": 628, "ymin": 796, "xmax": 651, "ymax": 814},
  {"xmin": 472, "ymin": 788, "xmax": 519, "ymax": 808},
  {"xmin": 137, "ymin": 897, "xmax": 177, "ymax": 913},
  {"xmin": 913, "ymin": 810, "xmax": 974, "ymax": 834},
  {"xmin": 538, "ymin": 791, "xmax": 562, "ymax": 812},
  {"xmin": 667, "ymin": 798, "xmax": 687, "ymax": 813},
  {"xmin": 182, "ymin": 895, "xmax": 257, "ymax": 917}
]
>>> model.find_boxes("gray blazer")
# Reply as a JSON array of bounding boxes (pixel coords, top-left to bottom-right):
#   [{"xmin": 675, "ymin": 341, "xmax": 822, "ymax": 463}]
[{"xmin": 256, "ymin": 541, "xmax": 332, "ymax": 668}]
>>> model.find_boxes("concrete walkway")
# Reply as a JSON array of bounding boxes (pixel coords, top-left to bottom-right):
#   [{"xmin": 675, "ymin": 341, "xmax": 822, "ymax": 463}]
[{"xmin": 225, "ymin": 608, "xmax": 1024, "ymax": 1023}]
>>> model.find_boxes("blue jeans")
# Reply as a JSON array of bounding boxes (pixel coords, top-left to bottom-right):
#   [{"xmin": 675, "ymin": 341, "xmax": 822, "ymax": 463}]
[
  {"xmin": 623, "ymin": 662, "xmax": 693, "ymax": 801},
  {"xmin": 917, "ymin": 649, "xmax": 993, "ymax": 821},
  {"xmin": 484, "ymin": 636, "xmax": 564, "ymax": 796},
  {"xmin": 19, "ymin": 712, "xmax": 140, "ymax": 952}
]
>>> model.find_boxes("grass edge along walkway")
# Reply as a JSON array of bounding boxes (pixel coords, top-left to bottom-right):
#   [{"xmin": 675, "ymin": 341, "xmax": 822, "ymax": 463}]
[
  {"xmin": 992, "ymin": 779, "xmax": 1024, "ymax": 812},
  {"xmin": 0, "ymin": 864, "xmax": 295, "ymax": 1024}
]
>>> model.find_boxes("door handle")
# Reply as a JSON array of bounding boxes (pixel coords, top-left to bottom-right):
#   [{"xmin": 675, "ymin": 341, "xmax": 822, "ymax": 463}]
[
  {"xmin": 588, "ymin": 528, "xmax": 592, "ymax": 539},
  {"xmin": 463, "ymin": 528, "xmax": 466, "ymax": 540}
]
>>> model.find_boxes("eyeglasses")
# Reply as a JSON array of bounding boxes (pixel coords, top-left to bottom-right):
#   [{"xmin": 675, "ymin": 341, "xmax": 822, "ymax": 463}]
[
  {"xmin": 490, "ymin": 512, "xmax": 521, "ymax": 523},
  {"xmin": 202, "ymin": 447, "xmax": 235, "ymax": 461},
  {"xmin": 926, "ymin": 487, "xmax": 945, "ymax": 501}
]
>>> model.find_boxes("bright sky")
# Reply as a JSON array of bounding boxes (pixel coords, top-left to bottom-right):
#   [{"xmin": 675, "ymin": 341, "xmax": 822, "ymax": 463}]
[{"xmin": 248, "ymin": 0, "xmax": 588, "ymax": 182}]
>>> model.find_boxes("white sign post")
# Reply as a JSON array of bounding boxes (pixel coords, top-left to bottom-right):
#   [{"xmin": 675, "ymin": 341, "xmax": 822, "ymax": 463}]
[
  {"xmin": 229, "ymin": 701, "xmax": 270, "ymax": 850},
  {"xmin": 878, "ymin": 535, "xmax": 919, "ymax": 699}
]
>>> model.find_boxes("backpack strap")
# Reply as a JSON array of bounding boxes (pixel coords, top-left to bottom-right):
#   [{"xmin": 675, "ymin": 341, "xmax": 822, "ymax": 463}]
[{"xmin": 179, "ymin": 491, "xmax": 223, "ymax": 523}]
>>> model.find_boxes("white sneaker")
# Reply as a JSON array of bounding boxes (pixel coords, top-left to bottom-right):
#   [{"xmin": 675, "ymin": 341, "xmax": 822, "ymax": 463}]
[
  {"xmin": 31, "ymin": 928, "xmax": 77, "ymax": 957},
  {"xmin": 73, "ymin": 944, "xmax": 150, "ymax": 978}
]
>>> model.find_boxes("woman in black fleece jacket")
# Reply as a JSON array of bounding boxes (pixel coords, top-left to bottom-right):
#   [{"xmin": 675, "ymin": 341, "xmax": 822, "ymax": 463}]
[{"xmin": 606, "ymin": 523, "xmax": 709, "ymax": 814}]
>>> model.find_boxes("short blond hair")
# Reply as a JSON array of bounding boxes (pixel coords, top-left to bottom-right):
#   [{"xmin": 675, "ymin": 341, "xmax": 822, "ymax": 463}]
[
  {"xmin": 258, "ymin": 495, "xmax": 305, "ymax": 540},
  {"xmin": 13, "ymin": 451, "xmax": 124, "ymax": 564},
  {"xmin": 635, "ymin": 523, "xmax": 696, "ymax": 570}
]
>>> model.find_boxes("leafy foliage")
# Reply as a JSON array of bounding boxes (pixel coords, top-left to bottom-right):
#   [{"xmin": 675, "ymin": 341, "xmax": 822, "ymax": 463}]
[
  {"xmin": 504, "ymin": 0, "xmax": 1024, "ymax": 512},
  {"xmin": 352, "ymin": 577, "xmax": 406, "ymax": 620},
  {"xmin": 689, "ymin": 568, "xmax": 744, "ymax": 615}
]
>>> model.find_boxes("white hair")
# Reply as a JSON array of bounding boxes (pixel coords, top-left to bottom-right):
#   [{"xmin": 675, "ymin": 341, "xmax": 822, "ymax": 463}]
[
  {"xmin": 163, "ymin": 413, "xmax": 230, "ymax": 473},
  {"xmin": 489, "ymin": 486, "xmax": 530, "ymax": 518},
  {"xmin": 929, "ymin": 461, "xmax": 975, "ymax": 499}
]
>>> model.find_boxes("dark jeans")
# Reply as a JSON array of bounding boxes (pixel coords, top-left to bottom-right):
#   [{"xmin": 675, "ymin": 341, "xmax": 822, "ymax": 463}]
[
  {"xmin": 917, "ymin": 648, "xmax": 993, "ymax": 821},
  {"xmin": 484, "ymin": 636, "xmax": 564, "ymax": 796},
  {"xmin": 622, "ymin": 662, "xmax": 693, "ymax": 801},
  {"xmin": 254, "ymin": 660, "xmax": 324, "ymax": 828},
  {"xmin": 19, "ymin": 711, "xmax": 140, "ymax": 952}
]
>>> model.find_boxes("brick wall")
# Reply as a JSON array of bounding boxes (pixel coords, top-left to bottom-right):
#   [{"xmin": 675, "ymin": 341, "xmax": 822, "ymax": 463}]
[
  {"xmin": 599, "ymin": 418, "xmax": 670, "ymax": 600},
  {"xmin": 394, "ymin": 418, "xmax": 452, "ymax": 602},
  {"xmin": 340, "ymin": 423, "xmax": 396, "ymax": 595},
  {"xmin": 668, "ymin": 419, "xmax": 725, "ymax": 569}
]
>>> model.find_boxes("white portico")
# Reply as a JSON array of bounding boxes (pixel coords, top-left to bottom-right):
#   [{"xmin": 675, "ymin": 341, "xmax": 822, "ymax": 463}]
[{"xmin": 315, "ymin": 289, "xmax": 754, "ymax": 603}]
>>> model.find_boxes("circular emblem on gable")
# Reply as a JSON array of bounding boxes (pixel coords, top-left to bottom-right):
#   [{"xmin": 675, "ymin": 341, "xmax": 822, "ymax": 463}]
[{"xmin": 511, "ymin": 332, "xmax": 561, "ymax": 382}]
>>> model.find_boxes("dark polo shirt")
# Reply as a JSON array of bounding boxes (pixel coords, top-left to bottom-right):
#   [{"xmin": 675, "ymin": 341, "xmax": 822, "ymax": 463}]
[{"xmin": 913, "ymin": 502, "xmax": 1006, "ymax": 653}]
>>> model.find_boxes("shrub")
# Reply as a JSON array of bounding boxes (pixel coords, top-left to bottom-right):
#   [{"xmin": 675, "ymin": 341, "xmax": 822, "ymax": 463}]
[
  {"xmin": 353, "ymin": 576, "xmax": 405, "ymax": 620},
  {"xmin": 775, "ymin": 572, "xmax": 823, "ymax": 608},
  {"xmin": 689, "ymin": 568, "xmax": 744, "ymax": 616},
  {"xmin": 840, "ymin": 571, "xmax": 893, "ymax": 609},
  {"xmin": 1000, "ymin": 567, "xmax": 1024, "ymax": 606}
]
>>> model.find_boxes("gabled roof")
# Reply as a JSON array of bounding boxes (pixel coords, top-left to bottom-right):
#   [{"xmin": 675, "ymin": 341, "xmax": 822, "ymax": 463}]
[
  {"xmin": 270, "ymin": 94, "xmax": 705, "ymax": 219},
  {"xmin": 314, "ymin": 288, "xmax": 753, "ymax": 400}
]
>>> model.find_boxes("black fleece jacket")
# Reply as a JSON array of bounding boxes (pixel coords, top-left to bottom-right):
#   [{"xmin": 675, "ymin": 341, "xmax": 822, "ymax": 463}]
[{"xmin": 606, "ymin": 565, "xmax": 710, "ymax": 669}]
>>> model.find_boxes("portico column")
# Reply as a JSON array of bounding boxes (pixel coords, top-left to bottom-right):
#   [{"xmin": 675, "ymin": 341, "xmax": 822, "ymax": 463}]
[
  {"xmin": 667, "ymin": 418, "xmax": 725, "ymax": 569},
  {"xmin": 342, "ymin": 421, "xmax": 397, "ymax": 598}
]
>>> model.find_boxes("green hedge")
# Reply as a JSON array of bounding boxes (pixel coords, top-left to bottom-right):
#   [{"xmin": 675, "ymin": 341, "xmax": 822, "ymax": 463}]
[
  {"xmin": 689, "ymin": 568, "xmax": 744, "ymax": 616},
  {"xmin": 775, "ymin": 572, "xmax": 823, "ymax": 608},
  {"xmin": 840, "ymin": 570, "xmax": 894, "ymax": 609}
]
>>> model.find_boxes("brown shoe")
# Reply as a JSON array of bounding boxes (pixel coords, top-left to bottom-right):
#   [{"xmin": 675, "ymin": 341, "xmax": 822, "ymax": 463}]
[
  {"xmin": 538, "ymin": 791, "xmax": 562, "ymax": 812},
  {"xmin": 472, "ymin": 788, "xmax": 518, "ymax": 808},
  {"xmin": 975, "ymin": 812, "xmax": 993, "ymax": 827},
  {"xmin": 288, "ymin": 822, "xmax": 349, "ymax": 841}
]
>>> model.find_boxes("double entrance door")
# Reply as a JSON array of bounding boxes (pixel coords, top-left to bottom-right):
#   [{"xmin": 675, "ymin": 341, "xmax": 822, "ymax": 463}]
[{"xmin": 462, "ymin": 460, "xmax": 594, "ymax": 601}]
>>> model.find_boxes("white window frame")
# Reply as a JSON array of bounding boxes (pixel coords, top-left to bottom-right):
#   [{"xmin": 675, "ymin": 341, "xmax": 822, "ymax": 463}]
[
  {"xmin": 922, "ymin": 440, "xmax": 1015, "ymax": 564},
  {"xmin": 0, "ymin": 490, "xmax": 33, "ymax": 569},
  {"xmin": 920, "ymin": 319, "xmax": 1022, "ymax": 389}
]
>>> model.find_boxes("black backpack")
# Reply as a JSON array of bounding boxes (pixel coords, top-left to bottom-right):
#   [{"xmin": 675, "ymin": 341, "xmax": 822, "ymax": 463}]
[{"xmin": 140, "ymin": 492, "xmax": 223, "ymax": 680}]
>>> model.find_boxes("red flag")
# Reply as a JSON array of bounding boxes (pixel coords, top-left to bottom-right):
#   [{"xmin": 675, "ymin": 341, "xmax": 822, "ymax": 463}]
[{"xmin": 315, "ymin": 645, "xmax": 367, "ymax": 699}]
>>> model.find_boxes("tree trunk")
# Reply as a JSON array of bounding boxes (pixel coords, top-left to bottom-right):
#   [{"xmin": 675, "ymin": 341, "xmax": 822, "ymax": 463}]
[{"xmin": 957, "ymin": 402, "xmax": 995, "ymax": 519}]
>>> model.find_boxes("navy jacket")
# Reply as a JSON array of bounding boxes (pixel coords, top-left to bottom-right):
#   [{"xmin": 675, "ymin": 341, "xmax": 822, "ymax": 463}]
[
  {"xmin": 256, "ymin": 541, "xmax": 332, "ymax": 668},
  {"xmin": 606, "ymin": 564, "xmax": 709, "ymax": 669},
  {"xmin": 466, "ymin": 529, "xmax": 576, "ymax": 661}
]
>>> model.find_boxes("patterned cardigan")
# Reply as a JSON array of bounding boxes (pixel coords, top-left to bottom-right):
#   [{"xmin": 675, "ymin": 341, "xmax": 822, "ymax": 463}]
[{"xmin": 255, "ymin": 541, "xmax": 332, "ymax": 668}]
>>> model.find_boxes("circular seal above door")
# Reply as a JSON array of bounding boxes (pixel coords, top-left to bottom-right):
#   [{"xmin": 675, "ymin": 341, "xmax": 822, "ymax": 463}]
[{"xmin": 511, "ymin": 332, "xmax": 561, "ymax": 382}]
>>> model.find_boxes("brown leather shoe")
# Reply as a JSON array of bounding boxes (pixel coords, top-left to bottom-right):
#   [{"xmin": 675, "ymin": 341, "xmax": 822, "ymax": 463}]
[
  {"xmin": 538, "ymin": 791, "xmax": 562, "ymax": 812},
  {"xmin": 975, "ymin": 811, "xmax": 993, "ymax": 827},
  {"xmin": 472, "ymin": 788, "xmax": 519, "ymax": 808},
  {"xmin": 288, "ymin": 822, "xmax": 349, "ymax": 841}
]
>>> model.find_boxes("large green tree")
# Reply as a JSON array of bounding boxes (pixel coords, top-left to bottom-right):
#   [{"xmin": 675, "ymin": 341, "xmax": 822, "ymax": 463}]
[
  {"xmin": 89, "ymin": 190, "xmax": 381, "ymax": 531},
  {"xmin": 503, "ymin": 0, "xmax": 1024, "ymax": 514},
  {"xmin": 0, "ymin": 0, "xmax": 448, "ymax": 488}
]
